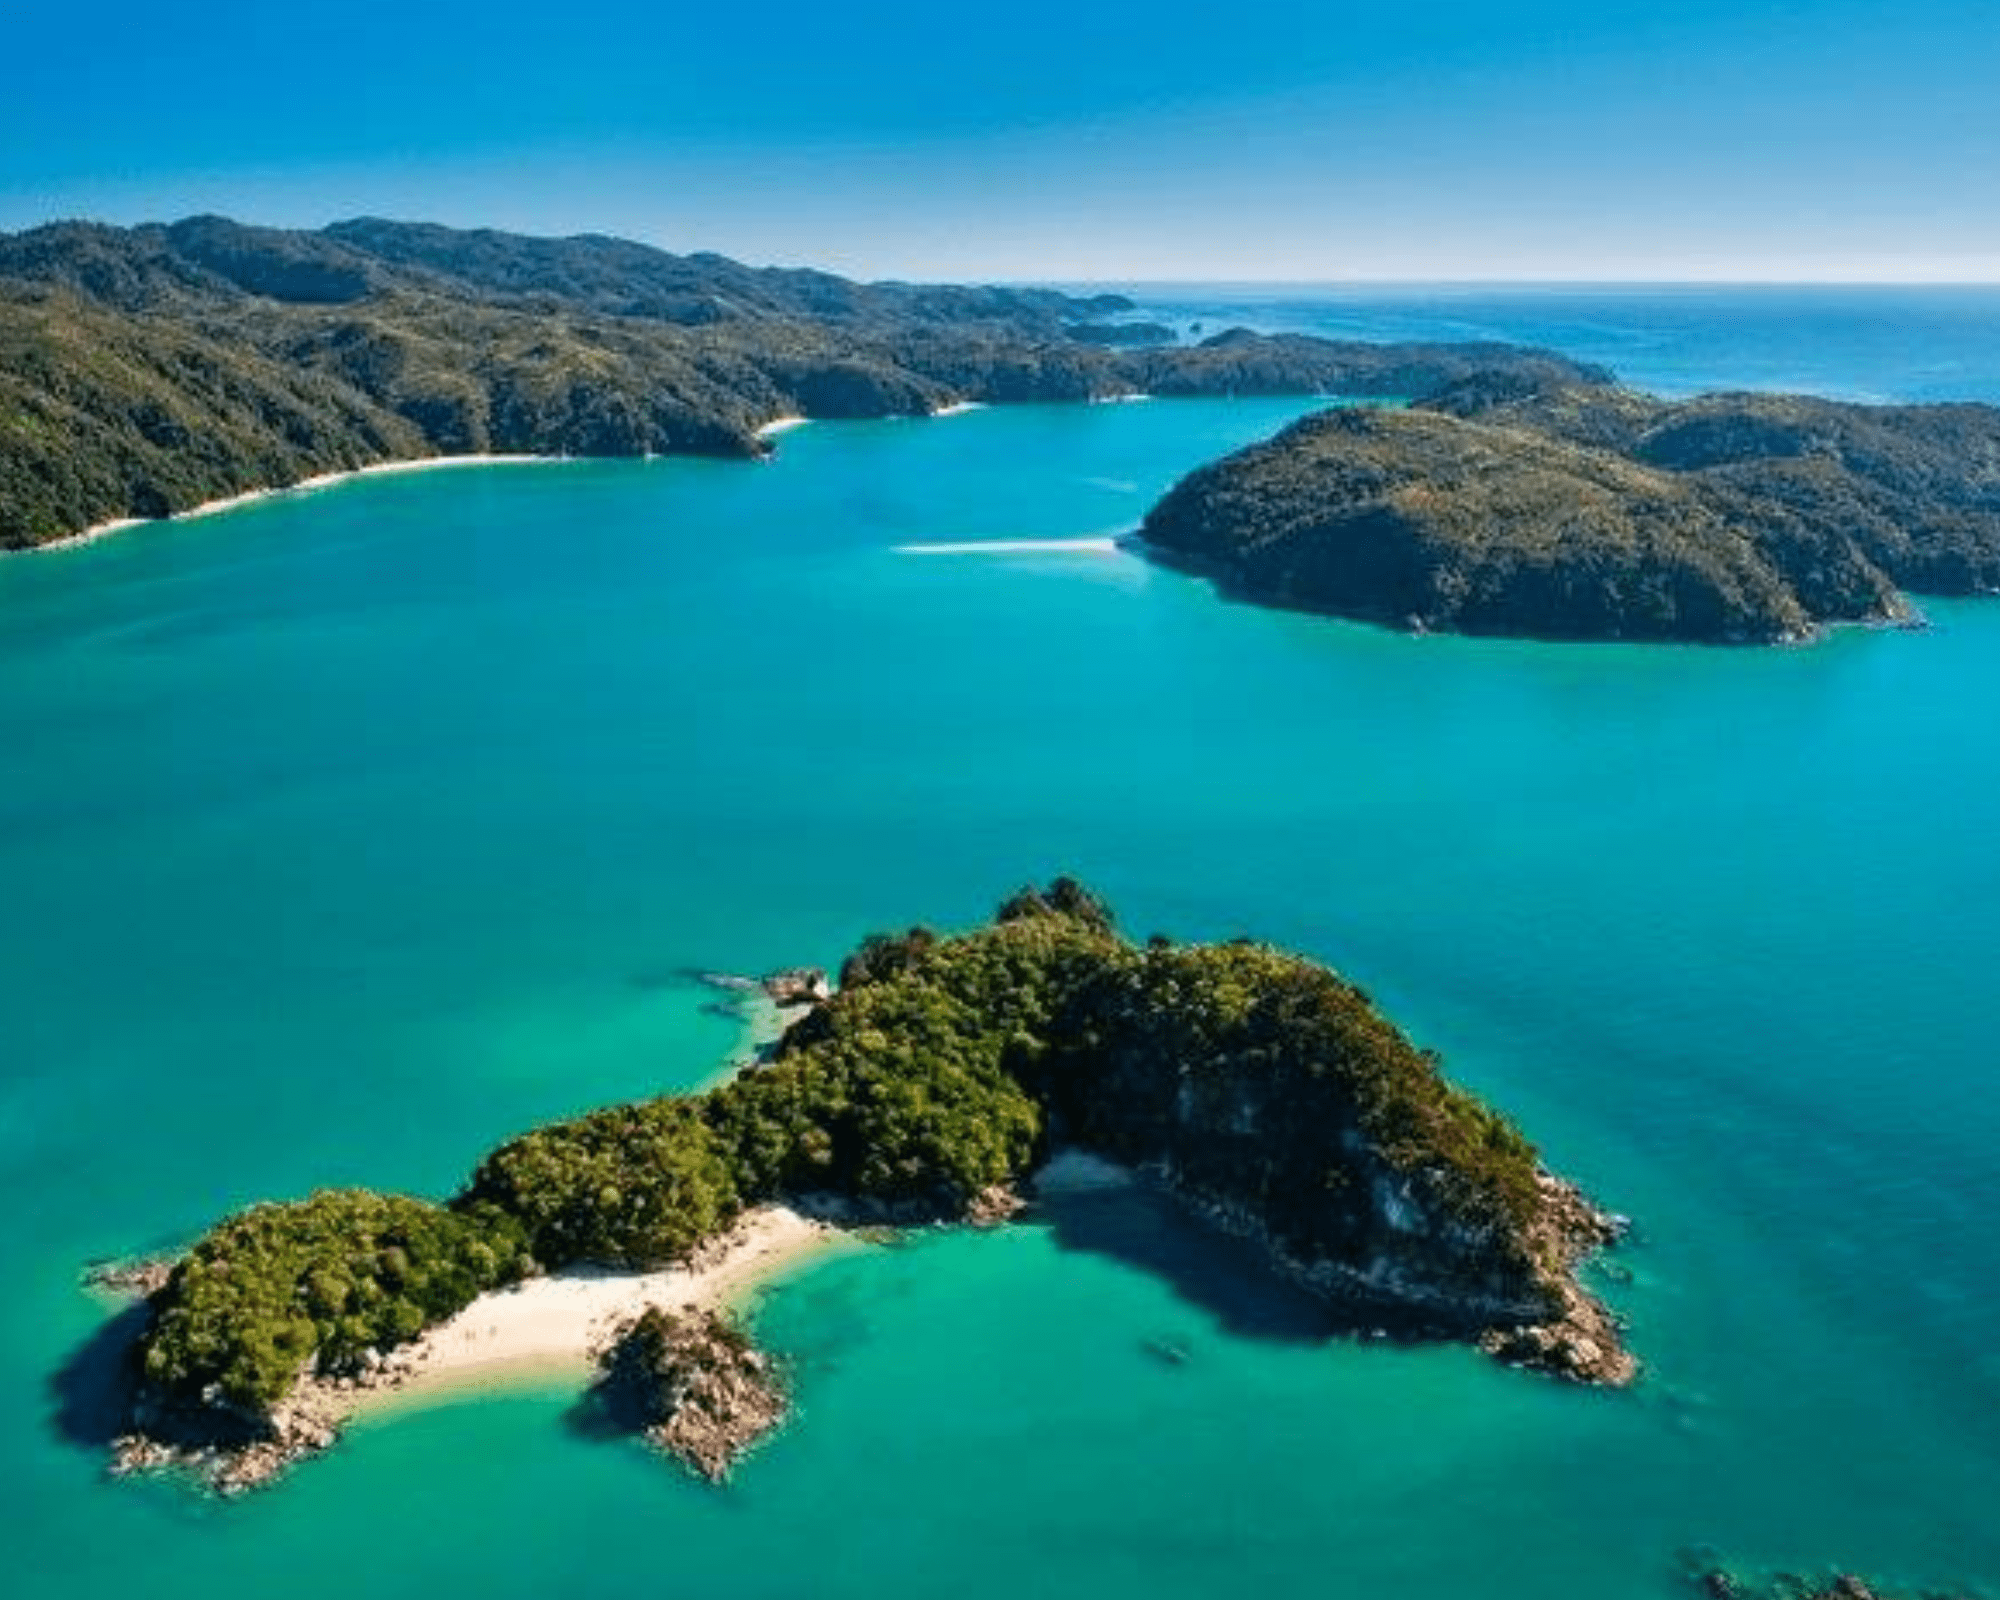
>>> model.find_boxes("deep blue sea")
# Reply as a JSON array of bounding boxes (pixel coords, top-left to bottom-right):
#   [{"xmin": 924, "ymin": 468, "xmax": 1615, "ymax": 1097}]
[{"xmin": 4, "ymin": 290, "xmax": 1999, "ymax": 1599}]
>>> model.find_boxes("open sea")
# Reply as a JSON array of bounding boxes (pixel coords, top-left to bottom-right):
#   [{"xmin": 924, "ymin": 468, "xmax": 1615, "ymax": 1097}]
[{"xmin": 4, "ymin": 288, "xmax": 2000, "ymax": 1599}]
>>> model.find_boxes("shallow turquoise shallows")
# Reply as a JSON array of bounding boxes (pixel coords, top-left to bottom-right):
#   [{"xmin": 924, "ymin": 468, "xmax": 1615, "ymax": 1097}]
[{"xmin": 5, "ymin": 302, "xmax": 2000, "ymax": 1600}]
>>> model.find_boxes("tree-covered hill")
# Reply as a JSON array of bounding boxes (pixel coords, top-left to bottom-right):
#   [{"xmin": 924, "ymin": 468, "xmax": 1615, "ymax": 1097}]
[
  {"xmin": 0, "ymin": 215, "xmax": 1608, "ymax": 550},
  {"xmin": 1139, "ymin": 379, "xmax": 2000, "ymax": 643},
  {"xmin": 122, "ymin": 882, "xmax": 1630, "ymax": 1438}
]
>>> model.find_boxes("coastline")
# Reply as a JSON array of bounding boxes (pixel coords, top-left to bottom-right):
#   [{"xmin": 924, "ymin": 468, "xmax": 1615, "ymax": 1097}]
[
  {"xmin": 346, "ymin": 1205, "xmax": 842, "ymax": 1416},
  {"xmin": 21, "ymin": 453, "xmax": 560, "ymax": 557},
  {"xmin": 108, "ymin": 1204, "xmax": 846, "ymax": 1490}
]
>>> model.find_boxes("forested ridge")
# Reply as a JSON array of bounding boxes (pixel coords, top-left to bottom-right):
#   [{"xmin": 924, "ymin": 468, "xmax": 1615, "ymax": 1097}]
[
  {"xmin": 0, "ymin": 216, "xmax": 1606, "ymax": 549},
  {"xmin": 1141, "ymin": 375, "xmax": 2000, "ymax": 643}
]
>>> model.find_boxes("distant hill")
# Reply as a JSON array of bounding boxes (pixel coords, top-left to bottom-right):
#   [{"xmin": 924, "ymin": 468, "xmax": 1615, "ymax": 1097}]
[
  {"xmin": 0, "ymin": 216, "xmax": 1607, "ymax": 549},
  {"xmin": 1139, "ymin": 378, "xmax": 2000, "ymax": 644}
]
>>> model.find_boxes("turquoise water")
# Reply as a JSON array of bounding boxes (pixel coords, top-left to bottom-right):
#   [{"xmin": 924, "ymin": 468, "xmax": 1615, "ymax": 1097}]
[{"xmin": 5, "ymin": 358, "xmax": 2000, "ymax": 1596}]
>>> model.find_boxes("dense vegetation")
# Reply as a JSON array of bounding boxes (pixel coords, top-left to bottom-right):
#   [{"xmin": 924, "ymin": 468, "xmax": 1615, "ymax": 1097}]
[
  {"xmin": 133, "ymin": 880, "xmax": 1585, "ymax": 1416},
  {"xmin": 139, "ymin": 1192, "xmax": 530, "ymax": 1409},
  {"xmin": 1140, "ymin": 378, "xmax": 2000, "ymax": 643},
  {"xmin": 0, "ymin": 215, "xmax": 1607, "ymax": 548}
]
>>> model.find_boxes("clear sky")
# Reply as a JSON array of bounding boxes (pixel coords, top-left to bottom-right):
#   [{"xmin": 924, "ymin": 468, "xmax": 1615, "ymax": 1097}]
[{"xmin": 5, "ymin": 0, "xmax": 1998, "ymax": 281}]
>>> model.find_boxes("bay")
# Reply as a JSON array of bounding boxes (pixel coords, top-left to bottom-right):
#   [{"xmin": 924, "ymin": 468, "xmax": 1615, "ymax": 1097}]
[{"xmin": 4, "ymin": 298, "xmax": 1998, "ymax": 1598}]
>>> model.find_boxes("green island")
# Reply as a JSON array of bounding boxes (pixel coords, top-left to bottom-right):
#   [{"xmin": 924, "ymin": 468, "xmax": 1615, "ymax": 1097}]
[
  {"xmin": 94, "ymin": 881, "xmax": 1631, "ymax": 1491},
  {"xmin": 1139, "ymin": 375, "xmax": 2000, "ymax": 643},
  {"xmin": 0, "ymin": 217, "xmax": 1605, "ymax": 550}
]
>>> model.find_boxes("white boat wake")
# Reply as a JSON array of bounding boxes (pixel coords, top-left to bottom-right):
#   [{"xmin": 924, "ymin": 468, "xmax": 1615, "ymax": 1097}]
[{"xmin": 893, "ymin": 536, "xmax": 1125, "ymax": 556}]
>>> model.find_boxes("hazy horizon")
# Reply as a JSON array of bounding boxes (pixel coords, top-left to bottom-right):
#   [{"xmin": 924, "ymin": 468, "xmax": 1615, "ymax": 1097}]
[
  {"xmin": 9, "ymin": 209, "xmax": 2000, "ymax": 290},
  {"xmin": 8, "ymin": 0, "xmax": 1998, "ymax": 283}
]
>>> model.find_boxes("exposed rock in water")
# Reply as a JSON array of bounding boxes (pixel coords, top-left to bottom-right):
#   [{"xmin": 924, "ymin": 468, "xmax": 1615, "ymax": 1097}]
[
  {"xmin": 758, "ymin": 967, "xmax": 831, "ymax": 1008},
  {"xmin": 1681, "ymin": 1554, "xmax": 1976, "ymax": 1600},
  {"xmin": 592, "ymin": 1307, "xmax": 787, "ymax": 1482},
  {"xmin": 963, "ymin": 1183, "xmax": 1029, "ymax": 1226},
  {"xmin": 691, "ymin": 965, "xmax": 832, "ymax": 1068},
  {"xmin": 83, "ymin": 1258, "xmax": 175, "ymax": 1299}
]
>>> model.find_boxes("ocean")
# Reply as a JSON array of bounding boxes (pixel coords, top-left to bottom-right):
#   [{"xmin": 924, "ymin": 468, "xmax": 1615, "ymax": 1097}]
[{"xmin": 3, "ymin": 289, "xmax": 1998, "ymax": 1598}]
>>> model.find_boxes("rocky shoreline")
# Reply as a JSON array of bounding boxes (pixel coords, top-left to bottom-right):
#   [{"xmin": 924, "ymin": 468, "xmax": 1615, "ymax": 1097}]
[
  {"xmin": 1476, "ymin": 1172, "xmax": 1636, "ymax": 1385},
  {"xmin": 1089, "ymin": 1158, "xmax": 1634, "ymax": 1387},
  {"xmin": 694, "ymin": 966, "xmax": 831, "ymax": 1069}
]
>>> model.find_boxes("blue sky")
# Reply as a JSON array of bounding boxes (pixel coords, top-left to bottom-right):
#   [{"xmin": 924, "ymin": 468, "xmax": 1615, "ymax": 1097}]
[{"xmin": 5, "ymin": 0, "xmax": 1997, "ymax": 280}]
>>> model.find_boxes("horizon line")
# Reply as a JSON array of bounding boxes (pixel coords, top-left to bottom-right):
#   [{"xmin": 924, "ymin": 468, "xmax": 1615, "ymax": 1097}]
[{"xmin": 7, "ymin": 213, "xmax": 2000, "ymax": 292}]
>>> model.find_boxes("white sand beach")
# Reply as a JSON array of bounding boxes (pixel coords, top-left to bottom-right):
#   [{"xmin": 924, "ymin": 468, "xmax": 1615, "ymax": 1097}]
[
  {"xmin": 754, "ymin": 415, "xmax": 812, "ymax": 438},
  {"xmin": 348, "ymin": 1205, "xmax": 839, "ymax": 1414},
  {"xmin": 23, "ymin": 454, "xmax": 557, "ymax": 555},
  {"xmin": 928, "ymin": 401, "xmax": 987, "ymax": 418}
]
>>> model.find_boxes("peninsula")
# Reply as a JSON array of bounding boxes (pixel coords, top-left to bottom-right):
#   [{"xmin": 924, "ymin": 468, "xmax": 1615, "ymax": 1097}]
[
  {"xmin": 0, "ymin": 217, "xmax": 1606, "ymax": 550},
  {"xmin": 89, "ymin": 881, "xmax": 1632, "ymax": 1491},
  {"xmin": 1139, "ymin": 377, "xmax": 2000, "ymax": 643}
]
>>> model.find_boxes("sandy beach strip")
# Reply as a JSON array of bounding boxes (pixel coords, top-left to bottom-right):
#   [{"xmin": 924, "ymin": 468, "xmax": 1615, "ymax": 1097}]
[
  {"xmin": 893, "ymin": 536, "xmax": 1124, "ymax": 556},
  {"xmin": 20, "ymin": 454, "xmax": 560, "ymax": 555},
  {"xmin": 754, "ymin": 415, "xmax": 812, "ymax": 438},
  {"xmin": 928, "ymin": 400, "xmax": 987, "ymax": 418},
  {"xmin": 342, "ymin": 1205, "xmax": 842, "ymax": 1416}
]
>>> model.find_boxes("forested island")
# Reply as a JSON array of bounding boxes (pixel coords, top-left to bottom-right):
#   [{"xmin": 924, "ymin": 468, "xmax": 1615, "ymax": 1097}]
[
  {"xmin": 86, "ymin": 882, "xmax": 1631, "ymax": 1491},
  {"xmin": 1140, "ymin": 376, "xmax": 2000, "ymax": 643},
  {"xmin": 0, "ymin": 216, "xmax": 1605, "ymax": 549}
]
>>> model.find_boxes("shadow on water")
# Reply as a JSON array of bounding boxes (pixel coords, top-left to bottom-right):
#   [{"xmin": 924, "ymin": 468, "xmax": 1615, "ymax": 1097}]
[
  {"xmin": 561, "ymin": 1374, "xmax": 640, "ymax": 1444},
  {"xmin": 48, "ymin": 1300, "xmax": 148, "ymax": 1451},
  {"xmin": 1034, "ymin": 1183, "xmax": 1338, "ymax": 1346}
]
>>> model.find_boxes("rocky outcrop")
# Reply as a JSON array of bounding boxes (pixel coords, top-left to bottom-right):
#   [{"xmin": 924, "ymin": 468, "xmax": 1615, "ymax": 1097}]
[
  {"xmin": 1138, "ymin": 1159, "xmax": 1633, "ymax": 1386},
  {"xmin": 1475, "ymin": 1173, "xmax": 1635, "ymax": 1384},
  {"xmin": 591, "ymin": 1307, "xmax": 787, "ymax": 1482},
  {"xmin": 83, "ymin": 1258, "xmax": 175, "ymax": 1299},
  {"xmin": 1142, "ymin": 383, "xmax": 2000, "ymax": 643},
  {"xmin": 758, "ymin": 967, "xmax": 831, "ymax": 1008},
  {"xmin": 109, "ymin": 1341, "xmax": 432, "ymax": 1494}
]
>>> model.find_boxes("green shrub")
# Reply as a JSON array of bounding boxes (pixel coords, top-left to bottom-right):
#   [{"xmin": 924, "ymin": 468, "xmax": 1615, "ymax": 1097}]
[{"xmin": 140, "ymin": 1190, "xmax": 526, "ymax": 1409}]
